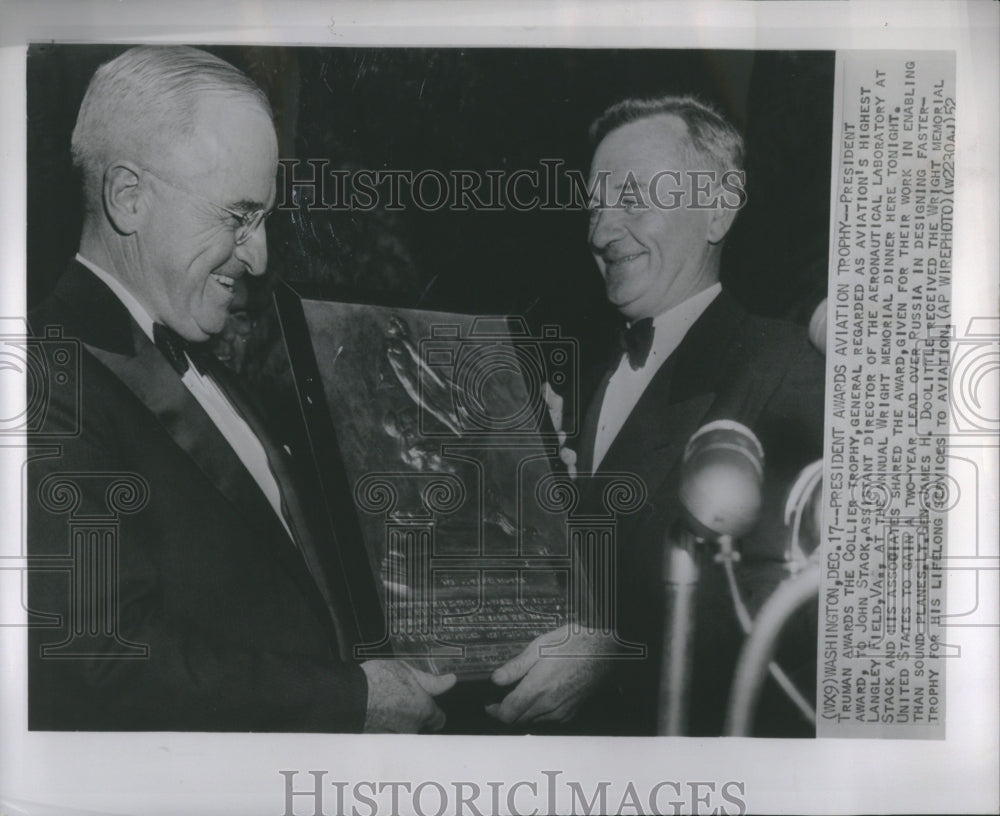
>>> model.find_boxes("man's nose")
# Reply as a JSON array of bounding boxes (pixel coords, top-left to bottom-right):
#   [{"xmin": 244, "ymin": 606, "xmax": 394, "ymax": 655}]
[
  {"xmin": 234, "ymin": 223, "xmax": 268, "ymax": 276},
  {"xmin": 588, "ymin": 206, "xmax": 624, "ymax": 250}
]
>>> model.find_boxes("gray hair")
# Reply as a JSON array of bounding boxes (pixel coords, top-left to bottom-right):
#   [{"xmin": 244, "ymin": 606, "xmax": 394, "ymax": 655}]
[
  {"xmin": 71, "ymin": 45, "xmax": 271, "ymax": 203},
  {"xmin": 589, "ymin": 94, "xmax": 744, "ymax": 175}
]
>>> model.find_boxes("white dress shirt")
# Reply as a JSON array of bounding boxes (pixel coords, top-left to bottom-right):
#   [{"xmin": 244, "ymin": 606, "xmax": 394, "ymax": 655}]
[
  {"xmin": 77, "ymin": 254, "xmax": 292, "ymax": 539},
  {"xmin": 592, "ymin": 283, "xmax": 722, "ymax": 472}
]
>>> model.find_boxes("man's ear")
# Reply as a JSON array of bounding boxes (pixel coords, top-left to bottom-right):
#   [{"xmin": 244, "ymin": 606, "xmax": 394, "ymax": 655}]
[
  {"xmin": 103, "ymin": 162, "xmax": 146, "ymax": 235},
  {"xmin": 706, "ymin": 201, "xmax": 739, "ymax": 245}
]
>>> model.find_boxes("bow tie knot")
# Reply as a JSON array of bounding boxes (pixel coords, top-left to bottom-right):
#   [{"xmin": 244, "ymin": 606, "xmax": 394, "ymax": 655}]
[
  {"xmin": 619, "ymin": 318, "xmax": 655, "ymax": 370},
  {"xmin": 153, "ymin": 322, "xmax": 205, "ymax": 376}
]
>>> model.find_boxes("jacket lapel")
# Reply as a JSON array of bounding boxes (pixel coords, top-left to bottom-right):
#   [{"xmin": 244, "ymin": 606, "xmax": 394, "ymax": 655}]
[
  {"xmin": 47, "ymin": 262, "xmax": 344, "ymax": 642},
  {"xmin": 576, "ymin": 365, "xmax": 614, "ymax": 475},
  {"xmin": 588, "ymin": 291, "xmax": 747, "ymax": 497},
  {"xmin": 597, "ymin": 356, "xmax": 714, "ymax": 502},
  {"xmin": 87, "ymin": 334, "xmax": 282, "ymax": 539},
  {"xmin": 200, "ymin": 354, "xmax": 354, "ymax": 657}
]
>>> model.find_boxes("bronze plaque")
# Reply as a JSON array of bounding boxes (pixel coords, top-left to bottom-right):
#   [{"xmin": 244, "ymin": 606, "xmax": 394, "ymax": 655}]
[{"xmin": 293, "ymin": 298, "xmax": 576, "ymax": 679}]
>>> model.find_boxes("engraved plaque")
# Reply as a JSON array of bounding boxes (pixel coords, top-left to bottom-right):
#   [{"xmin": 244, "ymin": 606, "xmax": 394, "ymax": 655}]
[{"xmin": 282, "ymin": 293, "xmax": 576, "ymax": 678}]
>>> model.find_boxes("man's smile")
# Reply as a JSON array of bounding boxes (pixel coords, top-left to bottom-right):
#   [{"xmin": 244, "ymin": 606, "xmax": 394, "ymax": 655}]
[
  {"xmin": 210, "ymin": 272, "xmax": 238, "ymax": 293},
  {"xmin": 600, "ymin": 250, "xmax": 648, "ymax": 276},
  {"xmin": 605, "ymin": 251, "xmax": 646, "ymax": 265}
]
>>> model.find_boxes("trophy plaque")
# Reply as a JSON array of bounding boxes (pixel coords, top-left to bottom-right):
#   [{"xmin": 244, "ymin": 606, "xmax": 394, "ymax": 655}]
[{"xmin": 278, "ymin": 289, "xmax": 578, "ymax": 679}]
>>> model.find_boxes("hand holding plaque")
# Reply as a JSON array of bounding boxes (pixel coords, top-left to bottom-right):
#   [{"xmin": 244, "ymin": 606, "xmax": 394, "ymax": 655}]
[
  {"xmin": 361, "ymin": 660, "xmax": 457, "ymax": 733},
  {"xmin": 485, "ymin": 625, "xmax": 616, "ymax": 724}
]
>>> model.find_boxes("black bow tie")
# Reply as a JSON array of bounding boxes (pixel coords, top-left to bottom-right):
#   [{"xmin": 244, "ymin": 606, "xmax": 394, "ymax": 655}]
[
  {"xmin": 619, "ymin": 318, "xmax": 655, "ymax": 370},
  {"xmin": 153, "ymin": 322, "xmax": 205, "ymax": 376}
]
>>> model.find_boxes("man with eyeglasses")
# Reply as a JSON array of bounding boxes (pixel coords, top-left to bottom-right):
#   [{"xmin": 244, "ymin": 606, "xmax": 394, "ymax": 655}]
[{"xmin": 28, "ymin": 45, "xmax": 455, "ymax": 733}]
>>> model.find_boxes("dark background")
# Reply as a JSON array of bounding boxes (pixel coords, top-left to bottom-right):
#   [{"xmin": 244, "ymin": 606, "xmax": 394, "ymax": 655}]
[{"xmin": 27, "ymin": 45, "xmax": 834, "ymax": 358}]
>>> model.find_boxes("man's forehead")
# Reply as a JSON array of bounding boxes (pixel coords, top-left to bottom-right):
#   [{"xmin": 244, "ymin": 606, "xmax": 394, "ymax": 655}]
[
  {"xmin": 590, "ymin": 114, "xmax": 691, "ymax": 176},
  {"xmin": 169, "ymin": 95, "xmax": 276, "ymax": 171}
]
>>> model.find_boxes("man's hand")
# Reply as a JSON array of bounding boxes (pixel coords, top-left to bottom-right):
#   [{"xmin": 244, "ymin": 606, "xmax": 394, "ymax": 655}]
[
  {"xmin": 485, "ymin": 625, "xmax": 613, "ymax": 725},
  {"xmin": 543, "ymin": 383, "xmax": 577, "ymax": 478},
  {"xmin": 361, "ymin": 660, "xmax": 457, "ymax": 733}
]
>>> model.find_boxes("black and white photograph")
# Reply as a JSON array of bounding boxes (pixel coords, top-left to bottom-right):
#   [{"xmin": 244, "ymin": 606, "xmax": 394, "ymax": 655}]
[
  {"xmin": 0, "ymin": 2, "xmax": 996, "ymax": 815},
  {"xmin": 23, "ymin": 40, "xmax": 831, "ymax": 737}
]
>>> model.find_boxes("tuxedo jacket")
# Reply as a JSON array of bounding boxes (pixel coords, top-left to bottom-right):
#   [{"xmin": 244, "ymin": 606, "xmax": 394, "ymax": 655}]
[
  {"xmin": 575, "ymin": 290, "xmax": 825, "ymax": 736},
  {"xmin": 27, "ymin": 261, "xmax": 367, "ymax": 731}
]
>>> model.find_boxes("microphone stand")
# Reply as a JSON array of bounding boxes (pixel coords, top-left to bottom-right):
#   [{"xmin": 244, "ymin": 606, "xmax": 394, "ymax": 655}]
[
  {"xmin": 658, "ymin": 522, "xmax": 701, "ymax": 736},
  {"xmin": 656, "ymin": 419, "xmax": 764, "ymax": 737}
]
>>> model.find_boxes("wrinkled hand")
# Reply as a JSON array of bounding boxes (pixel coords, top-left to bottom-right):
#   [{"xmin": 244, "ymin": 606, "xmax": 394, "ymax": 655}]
[
  {"xmin": 485, "ymin": 625, "xmax": 613, "ymax": 725},
  {"xmin": 543, "ymin": 383, "xmax": 577, "ymax": 478},
  {"xmin": 362, "ymin": 660, "xmax": 457, "ymax": 733}
]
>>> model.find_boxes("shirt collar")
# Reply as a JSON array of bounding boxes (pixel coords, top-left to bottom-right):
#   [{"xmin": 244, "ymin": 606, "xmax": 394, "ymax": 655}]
[{"xmin": 75, "ymin": 253, "xmax": 157, "ymax": 344}]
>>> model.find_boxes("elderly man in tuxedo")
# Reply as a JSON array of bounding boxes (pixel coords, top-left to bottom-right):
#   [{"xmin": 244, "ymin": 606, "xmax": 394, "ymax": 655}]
[
  {"xmin": 488, "ymin": 96, "xmax": 824, "ymax": 735},
  {"xmin": 28, "ymin": 45, "xmax": 454, "ymax": 732}
]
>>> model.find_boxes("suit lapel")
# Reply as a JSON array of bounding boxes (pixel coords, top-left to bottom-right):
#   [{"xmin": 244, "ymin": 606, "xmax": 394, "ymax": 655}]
[
  {"xmin": 48, "ymin": 262, "xmax": 345, "ymax": 643},
  {"xmin": 587, "ymin": 291, "xmax": 747, "ymax": 495},
  {"xmin": 87, "ymin": 334, "xmax": 282, "ymax": 539},
  {"xmin": 577, "ymin": 365, "xmax": 613, "ymax": 475},
  {"xmin": 200, "ymin": 354, "xmax": 354, "ymax": 657},
  {"xmin": 665, "ymin": 291, "xmax": 744, "ymax": 408},
  {"xmin": 597, "ymin": 356, "xmax": 714, "ymax": 502},
  {"xmin": 52, "ymin": 263, "xmax": 284, "ymax": 534}
]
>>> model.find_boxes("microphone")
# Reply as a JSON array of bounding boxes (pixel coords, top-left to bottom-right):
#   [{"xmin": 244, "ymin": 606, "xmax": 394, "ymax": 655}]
[
  {"xmin": 678, "ymin": 419, "xmax": 765, "ymax": 544},
  {"xmin": 658, "ymin": 420, "xmax": 765, "ymax": 735},
  {"xmin": 808, "ymin": 298, "xmax": 828, "ymax": 355}
]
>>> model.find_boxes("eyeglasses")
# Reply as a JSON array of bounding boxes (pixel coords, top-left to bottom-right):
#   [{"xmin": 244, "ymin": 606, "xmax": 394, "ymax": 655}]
[{"xmin": 142, "ymin": 167, "xmax": 271, "ymax": 245}]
